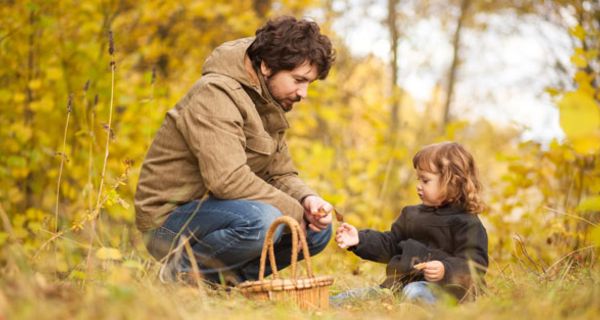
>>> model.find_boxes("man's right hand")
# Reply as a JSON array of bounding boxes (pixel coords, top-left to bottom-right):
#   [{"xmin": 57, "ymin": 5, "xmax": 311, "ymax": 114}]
[{"xmin": 302, "ymin": 195, "xmax": 333, "ymax": 232}]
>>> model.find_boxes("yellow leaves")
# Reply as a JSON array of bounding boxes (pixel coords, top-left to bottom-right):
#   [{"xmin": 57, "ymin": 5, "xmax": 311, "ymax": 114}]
[
  {"xmin": 545, "ymin": 87, "xmax": 560, "ymax": 98},
  {"xmin": 569, "ymin": 25, "xmax": 586, "ymax": 41},
  {"xmin": 46, "ymin": 67, "xmax": 63, "ymax": 81},
  {"xmin": 576, "ymin": 195, "xmax": 600, "ymax": 213},
  {"xmin": 558, "ymin": 91, "xmax": 600, "ymax": 155},
  {"xmin": 346, "ymin": 175, "xmax": 366, "ymax": 194},
  {"xmin": 13, "ymin": 93, "xmax": 26, "ymax": 103},
  {"xmin": 0, "ymin": 232, "xmax": 8, "ymax": 246},
  {"xmin": 571, "ymin": 47, "xmax": 590, "ymax": 68},
  {"xmin": 61, "ymin": 182, "xmax": 79, "ymax": 201},
  {"xmin": 25, "ymin": 208, "xmax": 45, "ymax": 221},
  {"xmin": 11, "ymin": 166, "xmax": 30, "ymax": 179},
  {"xmin": 574, "ymin": 71, "xmax": 594, "ymax": 89},
  {"xmin": 591, "ymin": 226, "xmax": 600, "ymax": 247},
  {"xmin": 28, "ymin": 79, "xmax": 42, "ymax": 90},
  {"xmin": 96, "ymin": 247, "xmax": 123, "ymax": 261},
  {"xmin": 7, "ymin": 187, "xmax": 24, "ymax": 204},
  {"xmin": 319, "ymin": 106, "xmax": 339, "ymax": 122},
  {"xmin": 570, "ymin": 53, "xmax": 587, "ymax": 68},
  {"xmin": 7, "ymin": 155, "xmax": 29, "ymax": 179},
  {"xmin": 10, "ymin": 122, "xmax": 32, "ymax": 143}
]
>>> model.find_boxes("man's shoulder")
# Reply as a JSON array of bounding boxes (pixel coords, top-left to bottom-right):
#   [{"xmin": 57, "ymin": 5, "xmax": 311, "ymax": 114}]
[{"xmin": 195, "ymin": 73, "xmax": 244, "ymax": 91}]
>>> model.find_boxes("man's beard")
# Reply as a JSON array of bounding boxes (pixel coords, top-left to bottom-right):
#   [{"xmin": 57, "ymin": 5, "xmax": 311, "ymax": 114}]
[
  {"xmin": 265, "ymin": 78, "xmax": 300, "ymax": 112},
  {"xmin": 280, "ymin": 96, "xmax": 301, "ymax": 112}
]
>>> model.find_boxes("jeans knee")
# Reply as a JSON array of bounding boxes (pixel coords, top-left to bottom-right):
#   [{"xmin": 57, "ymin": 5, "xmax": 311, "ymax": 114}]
[
  {"xmin": 239, "ymin": 201, "xmax": 283, "ymax": 250},
  {"xmin": 307, "ymin": 224, "xmax": 332, "ymax": 255}
]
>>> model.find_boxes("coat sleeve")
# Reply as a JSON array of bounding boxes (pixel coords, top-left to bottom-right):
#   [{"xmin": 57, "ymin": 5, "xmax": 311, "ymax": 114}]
[
  {"xmin": 439, "ymin": 217, "xmax": 489, "ymax": 286},
  {"xmin": 266, "ymin": 138, "xmax": 316, "ymax": 202},
  {"xmin": 177, "ymin": 80, "xmax": 305, "ymax": 222},
  {"xmin": 350, "ymin": 208, "xmax": 408, "ymax": 263}
]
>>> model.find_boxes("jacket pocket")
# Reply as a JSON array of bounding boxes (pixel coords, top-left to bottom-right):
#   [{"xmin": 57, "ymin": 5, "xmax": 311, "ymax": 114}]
[{"xmin": 245, "ymin": 133, "xmax": 275, "ymax": 156}]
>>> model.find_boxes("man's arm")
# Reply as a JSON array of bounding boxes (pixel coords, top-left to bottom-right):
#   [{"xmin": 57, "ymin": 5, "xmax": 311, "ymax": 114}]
[
  {"xmin": 178, "ymin": 80, "xmax": 305, "ymax": 221},
  {"xmin": 266, "ymin": 138, "xmax": 316, "ymax": 202}
]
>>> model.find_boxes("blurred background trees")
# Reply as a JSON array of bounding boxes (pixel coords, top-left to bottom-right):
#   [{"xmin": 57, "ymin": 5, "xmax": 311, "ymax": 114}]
[{"xmin": 0, "ymin": 0, "xmax": 598, "ymax": 278}]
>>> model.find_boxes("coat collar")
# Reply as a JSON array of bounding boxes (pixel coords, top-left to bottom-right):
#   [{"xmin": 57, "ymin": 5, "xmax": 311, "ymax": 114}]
[
  {"xmin": 203, "ymin": 37, "xmax": 290, "ymax": 134},
  {"xmin": 418, "ymin": 203, "xmax": 465, "ymax": 215},
  {"xmin": 243, "ymin": 64, "xmax": 290, "ymax": 134}
]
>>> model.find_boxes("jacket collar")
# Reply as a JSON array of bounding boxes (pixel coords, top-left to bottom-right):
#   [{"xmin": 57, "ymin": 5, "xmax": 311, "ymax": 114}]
[
  {"xmin": 202, "ymin": 37, "xmax": 290, "ymax": 134},
  {"xmin": 243, "ymin": 65, "xmax": 290, "ymax": 134},
  {"xmin": 418, "ymin": 203, "xmax": 465, "ymax": 215}
]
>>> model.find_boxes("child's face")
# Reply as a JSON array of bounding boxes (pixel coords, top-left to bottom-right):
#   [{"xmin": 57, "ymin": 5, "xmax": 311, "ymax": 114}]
[{"xmin": 416, "ymin": 169, "xmax": 445, "ymax": 207}]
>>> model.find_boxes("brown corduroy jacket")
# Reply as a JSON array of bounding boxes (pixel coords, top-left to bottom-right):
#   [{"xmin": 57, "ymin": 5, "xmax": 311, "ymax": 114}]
[{"xmin": 134, "ymin": 37, "xmax": 315, "ymax": 232}]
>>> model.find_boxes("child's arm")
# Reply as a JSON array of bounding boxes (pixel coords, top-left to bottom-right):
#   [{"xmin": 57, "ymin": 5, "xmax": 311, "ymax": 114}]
[
  {"xmin": 437, "ymin": 217, "xmax": 488, "ymax": 285},
  {"xmin": 339, "ymin": 209, "xmax": 408, "ymax": 263}
]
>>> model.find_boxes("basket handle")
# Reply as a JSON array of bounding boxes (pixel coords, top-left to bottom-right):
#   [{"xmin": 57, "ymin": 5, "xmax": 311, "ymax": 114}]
[{"xmin": 257, "ymin": 216, "xmax": 314, "ymax": 281}]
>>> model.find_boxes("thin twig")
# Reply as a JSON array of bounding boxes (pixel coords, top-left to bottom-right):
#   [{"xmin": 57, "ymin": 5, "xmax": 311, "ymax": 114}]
[
  {"xmin": 182, "ymin": 237, "xmax": 205, "ymax": 291},
  {"xmin": 543, "ymin": 205, "xmax": 599, "ymax": 228},
  {"xmin": 38, "ymin": 228, "xmax": 89, "ymax": 248},
  {"xmin": 35, "ymin": 164, "xmax": 130, "ymax": 259},
  {"xmin": 87, "ymin": 94, "xmax": 98, "ymax": 213},
  {"xmin": 543, "ymin": 245, "xmax": 598, "ymax": 276},
  {"xmin": 94, "ymin": 34, "xmax": 116, "ymax": 215},
  {"xmin": 55, "ymin": 94, "xmax": 73, "ymax": 233},
  {"xmin": 89, "ymin": 31, "xmax": 116, "ymax": 268},
  {"xmin": 0, "ymin": 203, "xmax": 16, "ymax": 240},
  {"xmin": 513, "ymin": 234, "xmax": 546, "ymax": 275}
]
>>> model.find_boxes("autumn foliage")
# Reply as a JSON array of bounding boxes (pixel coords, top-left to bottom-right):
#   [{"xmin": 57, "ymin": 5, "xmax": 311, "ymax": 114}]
[{"xmin": 0, "ymin": 1, "xmax": 598, "ymax": 319}]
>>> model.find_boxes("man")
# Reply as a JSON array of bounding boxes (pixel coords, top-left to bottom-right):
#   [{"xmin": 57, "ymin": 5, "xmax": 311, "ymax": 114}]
[{"xmin": 134, "ymin": 16, "xmax": 336, "ymax": 285}]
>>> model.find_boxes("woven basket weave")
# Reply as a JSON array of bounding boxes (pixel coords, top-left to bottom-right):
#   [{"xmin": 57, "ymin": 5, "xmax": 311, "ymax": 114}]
[{"xmin": 237, "ymin": 216, "xmax": 334, "ymax": 309}]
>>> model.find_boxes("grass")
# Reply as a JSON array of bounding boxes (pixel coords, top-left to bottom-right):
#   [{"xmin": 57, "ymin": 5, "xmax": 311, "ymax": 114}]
[{"xmin": 1, "ymin": 242, "xmax": 598, "ymax": 320}]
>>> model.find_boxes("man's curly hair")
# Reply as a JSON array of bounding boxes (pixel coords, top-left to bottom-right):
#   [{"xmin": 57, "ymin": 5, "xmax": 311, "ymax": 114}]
[{"xmin": 247, "ymin": 16, "xmax": 335, "ymax": 79}]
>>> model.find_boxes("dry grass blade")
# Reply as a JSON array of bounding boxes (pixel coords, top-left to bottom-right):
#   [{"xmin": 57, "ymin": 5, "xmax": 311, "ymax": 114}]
[
  {"xmin": 55, "ymin": 94, "xmax": 73, "ymax": 233},
  {"xmin": 513, "ymin": 234, "xmax": 546, "ymax": 276},
  {"xmin": 0, "ymin": 203, "xmax": 16, "ymax": 240}
]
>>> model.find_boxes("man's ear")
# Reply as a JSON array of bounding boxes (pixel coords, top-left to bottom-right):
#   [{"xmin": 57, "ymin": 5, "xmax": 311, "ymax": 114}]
[{"xmin": 260, "ymin": 61, "xmax": 272, "ymax": 78}]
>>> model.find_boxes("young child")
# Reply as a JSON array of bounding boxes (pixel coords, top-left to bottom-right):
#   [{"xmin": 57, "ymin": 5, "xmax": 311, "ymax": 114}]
[{"xmin": 335, "ymin": 141, "xmax": 488, "ymax": 304}]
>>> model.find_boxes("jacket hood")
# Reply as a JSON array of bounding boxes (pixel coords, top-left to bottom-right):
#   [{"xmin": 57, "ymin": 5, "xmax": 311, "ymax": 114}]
[
  {"xmin": 201, "ymin": 37, "xmax": 290, "ymax": 130},
  {"xmin": 202, "ymin": 37, "xmax": 257, "ymax": 88}
]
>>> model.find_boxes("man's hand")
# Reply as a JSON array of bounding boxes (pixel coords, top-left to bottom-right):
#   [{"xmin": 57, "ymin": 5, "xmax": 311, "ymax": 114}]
[
  {"xmin": 414, "ymin": 260, "xmax": 445, "ymax": 282},
  {"xmin": 302, "ymin": 195, "xmax": 333, "ymax": 232},
  {"xmin": 335, "ymin": 223, "xmax": 359, "ymax": 249}
]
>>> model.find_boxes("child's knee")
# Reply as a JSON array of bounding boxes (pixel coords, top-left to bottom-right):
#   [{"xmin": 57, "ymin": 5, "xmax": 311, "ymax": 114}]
[{"xmin": 402, "ymin": 281, "xmax": 436, "ymax": 304}]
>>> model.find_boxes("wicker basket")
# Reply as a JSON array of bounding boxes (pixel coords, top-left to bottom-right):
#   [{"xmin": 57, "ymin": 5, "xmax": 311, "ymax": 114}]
[{"xmin": 237, "ymin": 216, "xmax": 334, "ymax": 309}]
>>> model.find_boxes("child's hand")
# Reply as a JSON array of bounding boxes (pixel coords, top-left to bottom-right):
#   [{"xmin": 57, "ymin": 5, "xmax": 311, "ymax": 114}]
[
  {"xmin": 335, "ymin": 223, "xmax": 359, "ymax": 249},
  {"xmin": 414, "ymin": 260, "xmax": 445, "ymax": 282}
]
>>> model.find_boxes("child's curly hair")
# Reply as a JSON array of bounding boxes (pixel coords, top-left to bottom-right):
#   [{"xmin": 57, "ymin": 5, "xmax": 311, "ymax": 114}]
[{"xmin": 412, "ymin": 142, "xmax": 485, "ymax": 214}]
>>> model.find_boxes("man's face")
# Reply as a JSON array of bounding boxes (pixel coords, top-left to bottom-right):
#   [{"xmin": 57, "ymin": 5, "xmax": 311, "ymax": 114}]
[{"xmin": 260, "ymin": 61, "xmax": 318, "ymax": 111}]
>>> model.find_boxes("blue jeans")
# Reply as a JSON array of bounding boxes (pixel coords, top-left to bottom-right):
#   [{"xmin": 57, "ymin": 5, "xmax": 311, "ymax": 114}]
[
  {"xmin": 402, "ymin": 281, "xmax": 437, "ymax": 304},
  {"xmin": 330, "ymin": 281, "xmax": 437, "ymax": 306},
  {"xmin": 145, "ymin": 197, "xmax": 332, "ymax": 284}
]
